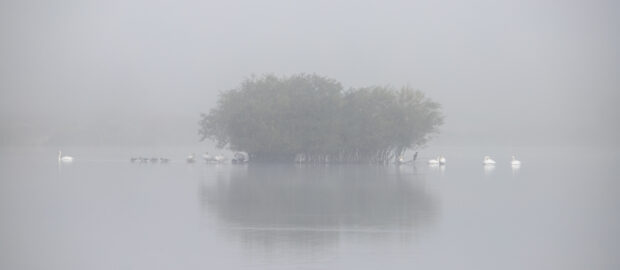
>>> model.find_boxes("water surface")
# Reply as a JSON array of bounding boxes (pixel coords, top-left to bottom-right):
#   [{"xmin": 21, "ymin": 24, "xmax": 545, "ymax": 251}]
[{"xmin": 0, "ymin": 146, "xmax": 618, "ymax": 269}]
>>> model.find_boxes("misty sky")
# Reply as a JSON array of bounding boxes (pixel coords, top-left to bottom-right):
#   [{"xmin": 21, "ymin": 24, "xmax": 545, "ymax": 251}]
[{"xmin": 1, "ymin": 0, "xmax": 618, "ymax": 146}]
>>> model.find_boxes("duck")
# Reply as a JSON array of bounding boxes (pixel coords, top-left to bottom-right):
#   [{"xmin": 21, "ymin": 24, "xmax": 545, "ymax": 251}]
[
  {"xmin": 511, "ymin": 156, "xmax": 521, "ymax": 166},
  {"xmin": 483, "ymin": 156, "xmax": 496, "ymax": 165},
  {"xmin": 58, "ymin": 151, "xmax": 74, "ymax": 163}
]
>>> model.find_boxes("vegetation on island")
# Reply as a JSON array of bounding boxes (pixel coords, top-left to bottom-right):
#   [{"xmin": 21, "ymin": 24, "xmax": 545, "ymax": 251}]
[{"xmin": 199, "ymin": 74, "xmax": 443, "ymax": 163}]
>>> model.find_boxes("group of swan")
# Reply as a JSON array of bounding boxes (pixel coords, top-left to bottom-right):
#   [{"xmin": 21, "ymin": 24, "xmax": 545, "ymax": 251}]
[
  {"xmin": 202, "ymin": 152, "xmax": 226, "ymax": 163},
  {"xmin": 187, "ymin": 152, "xmax": 227, "ymax": 164},
  {"xmin": 60, "ymin": 150, "xmax": 521, "ymax": 167},
  {"xmin": 426, "ymin": 155, "xmax": 521, "ymax": 166},
  {"xmin": 428, "ymin": 156, "xmax": 446, "ymax": 165},
  {"xmin": 484, "ymin": 156, "xmax": 521, "ymax": 166}
]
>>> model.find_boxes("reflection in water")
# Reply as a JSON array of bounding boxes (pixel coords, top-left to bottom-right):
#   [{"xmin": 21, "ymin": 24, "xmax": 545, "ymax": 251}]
[
  {"xmin": 511, "ymin": 164, "xmax": 521, "ymax": 177},
  {"xmin": 483, "ymin": 164, "xmax": 495, "ymax": 175},
  {"xmin": 200, "ymin": 165, "xmax": 437, "ymax": 250}
]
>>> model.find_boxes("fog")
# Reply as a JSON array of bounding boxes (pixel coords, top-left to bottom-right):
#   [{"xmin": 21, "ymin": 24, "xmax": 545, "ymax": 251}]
[{"xmin": 1, "ymin": 0, "xmax": 618, "ymax": 147}]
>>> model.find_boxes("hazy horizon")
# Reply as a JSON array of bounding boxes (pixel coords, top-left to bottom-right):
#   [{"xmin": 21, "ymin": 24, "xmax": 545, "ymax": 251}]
[{"xmin": 1, "ymin": 0, "xmax": 618, "ymax": 147}]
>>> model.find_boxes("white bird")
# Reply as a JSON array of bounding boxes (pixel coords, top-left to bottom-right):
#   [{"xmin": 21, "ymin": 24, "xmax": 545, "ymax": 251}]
[
  {"xmin": 511, "ymin": 155, "xmax": 521, "ymax": 166},
  {"xmin": 483, "ymin": 156, "xmax": 496, "ymax": 165},
  {"xmin": 428, "ymin": 156, "xmax": 440, "ymax": 165},
  {"xmin": 214, "ymin": 154, "xmax": 226, "ymax": 163},
  {"xmin": 187, "ymin": 153, "xmax": 196, "ymax": 163},
  {"xmin": 439, "ymin": 156, "xmax": 446, "ymax": 165},
  {"xmin": 58, "ymin": 150, "xmax": 74, "ymax": 163},
  {"xmin": 202, "ymin": 152, "xmax": 215, "ymax": 162}
]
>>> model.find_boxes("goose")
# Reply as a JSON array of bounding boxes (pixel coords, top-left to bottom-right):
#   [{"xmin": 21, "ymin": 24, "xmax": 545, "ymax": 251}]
[
  {"xmin": 511, "ymin": 156, "xmax": 521, "ymax": 166},
  {"xmin": 483, "ymin": 156, "xmax": 496, "ymax": 165},
  {"xmin": 439, "ymin": 156, "xmax": 446, "ymax": 165},
  {"xmin": 58, "ymin": 151, "xmax": 74, "ymax": 163},
  {"xmin": 428, "ymin": 156, "xmax": 440, "ymax": 165}
]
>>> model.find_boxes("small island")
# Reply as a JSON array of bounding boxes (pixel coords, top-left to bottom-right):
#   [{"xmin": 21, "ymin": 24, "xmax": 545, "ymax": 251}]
[{"xmin": 199, "ymin": 74, "xmax": 443, "ymax": 163}]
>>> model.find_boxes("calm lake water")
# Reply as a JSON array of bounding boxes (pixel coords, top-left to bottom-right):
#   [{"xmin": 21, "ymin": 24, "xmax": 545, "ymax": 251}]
[{"xmin": 1, "ymin": 146, "xmax": 618, "ymax": 269}]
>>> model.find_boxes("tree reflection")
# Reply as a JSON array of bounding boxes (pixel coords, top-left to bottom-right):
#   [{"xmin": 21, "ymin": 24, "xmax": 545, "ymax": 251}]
[{"xmin": 200, "ymin": 165, "xmax": 437, "ymax": 250}]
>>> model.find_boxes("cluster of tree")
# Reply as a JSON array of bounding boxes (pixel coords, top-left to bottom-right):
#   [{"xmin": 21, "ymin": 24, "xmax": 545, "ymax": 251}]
[{"xmin": 199, "ymin": 74, "xmax": 443, "ymax": 163}]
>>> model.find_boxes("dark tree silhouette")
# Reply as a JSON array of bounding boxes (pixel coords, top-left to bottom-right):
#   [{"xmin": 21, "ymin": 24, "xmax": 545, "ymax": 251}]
[{"xmin": 199, "ymin": 74, "xmax": 443, "ymax": 163}]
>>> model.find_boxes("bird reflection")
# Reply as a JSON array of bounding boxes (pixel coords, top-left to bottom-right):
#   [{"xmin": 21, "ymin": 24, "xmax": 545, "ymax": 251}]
[
  {"xmin": 199, "ymin": 165, "xmax": 437, "ymax": 250},
  {"xmin": 511, "ymin": 164, "xmax": 521, "ymax": 176},
  {"xmin": 484, "ymin": 164, "xmax": 495, "ymax": 175}
]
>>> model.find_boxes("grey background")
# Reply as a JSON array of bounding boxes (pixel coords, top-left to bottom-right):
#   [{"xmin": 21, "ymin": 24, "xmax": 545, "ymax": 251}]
[{"xmin": 1, "ymin": 0, "xmax": 618, "ymax": 147}]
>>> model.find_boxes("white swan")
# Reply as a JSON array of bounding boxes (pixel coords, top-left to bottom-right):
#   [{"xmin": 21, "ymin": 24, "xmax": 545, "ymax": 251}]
[
  {"xmin": 202, "ymin": 152, "xmax": 214, "ymax": 162},
  {"xmin": 483, "ymin": 156, "xmax": 496, "ymax": 165},
  {"xmin": 58, "ymin": 151, "xmax": 74, "ymax": 163},
  {"xmin": 428, "ymin": 156, "xmax": 440, "ymax": 165},
  {"xmin": 214, "ymin": 154, "xmax": 226, "ymax": 163},
  {"xmin": 439, "ymin": 156, "xmax": 446, "ymax": 165},
  {"xmin": 511, "ymin": 156, "xmax": 521, "ymax": 166},
  {"xmin": 186, "ymin": 153, "xmax": 196, "ymax": 163}
]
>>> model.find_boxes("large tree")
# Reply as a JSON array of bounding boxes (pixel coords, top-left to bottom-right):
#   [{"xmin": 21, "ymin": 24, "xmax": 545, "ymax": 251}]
[{"xmin": 199, "ymin": 74, "xmax": 443, "ymax": 163}]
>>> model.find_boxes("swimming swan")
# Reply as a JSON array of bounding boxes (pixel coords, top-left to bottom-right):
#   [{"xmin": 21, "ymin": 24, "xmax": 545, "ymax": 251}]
[
  {"xmin": 58, "ymin": 151, "xmax": 74, "ymax": 162},
  {"xmin": 187, "ymin": 153, "xmax": 196, "ymax": 163},
  {"xmin": 202, "ymin": 152, "xmax": 214, "ymax": 162},
  {"xmin": 428, "ymin": 157, "xmax": 440, "ymax": 165},
  {"xmin": 511, "ymin": 156, "xmax": 521, "ymax": 166},
  {"xmin": 483, "ymin": 156, "xmax": 496, "ymax": 165},
  {"xmin": 214, "ymin": 154, "xmax": 226, "ymax": 163},
  {"xmin": 439, "ymin": 156, "xmax": 446, "ymax": 165}
]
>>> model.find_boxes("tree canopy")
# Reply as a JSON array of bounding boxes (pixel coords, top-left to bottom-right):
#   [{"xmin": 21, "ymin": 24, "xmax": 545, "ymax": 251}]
[{"xmin": 199, "ymin": 74, "xmax": 443, "ymax": 163}]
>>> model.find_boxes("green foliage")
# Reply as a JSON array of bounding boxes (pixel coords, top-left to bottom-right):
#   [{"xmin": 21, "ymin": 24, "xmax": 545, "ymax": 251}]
[{"xmin": 199, "ymin": 74, "xmax": 443, "ymax": 163}]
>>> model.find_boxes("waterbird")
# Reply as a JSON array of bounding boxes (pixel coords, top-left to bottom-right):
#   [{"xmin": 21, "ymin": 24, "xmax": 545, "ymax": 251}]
[
  {"xmin": 202, "ymin": 152, "xmax": 215, "ymax": 162},
  {"xmin": 511, "ymin": 156, "xmax": 521, "ymax": 166},
  {"xmin": 187, "ymin": 153, "xmax": 196, "ymax": 163},
  {"xmin": 413, "ymin": 152, "xmax": 418, "ymax": 161},
  {"xmin": 58, "ymin": 150, "xmax": 74, "ymax": 163},
  {"xmin": 160, "ymin": 158, "xmax": 170, "ymax": 163},
  {"xmin": 483, "ymin": 156, "xmax": 496, "ymax": 165},
  {"xmin": 214, "ymin": 154, "xmax": 226, "ymax": 163},
  {"xmin": 439, "ymin": 156, "xmax": 446, "ymax": 165},
  {"xmin": 428, "ymin": 157, "xmax": 440, "ymax": 165},
  {"xmin": 232, "ymin": 152, "xmax": 247, "ymax": 164}
]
